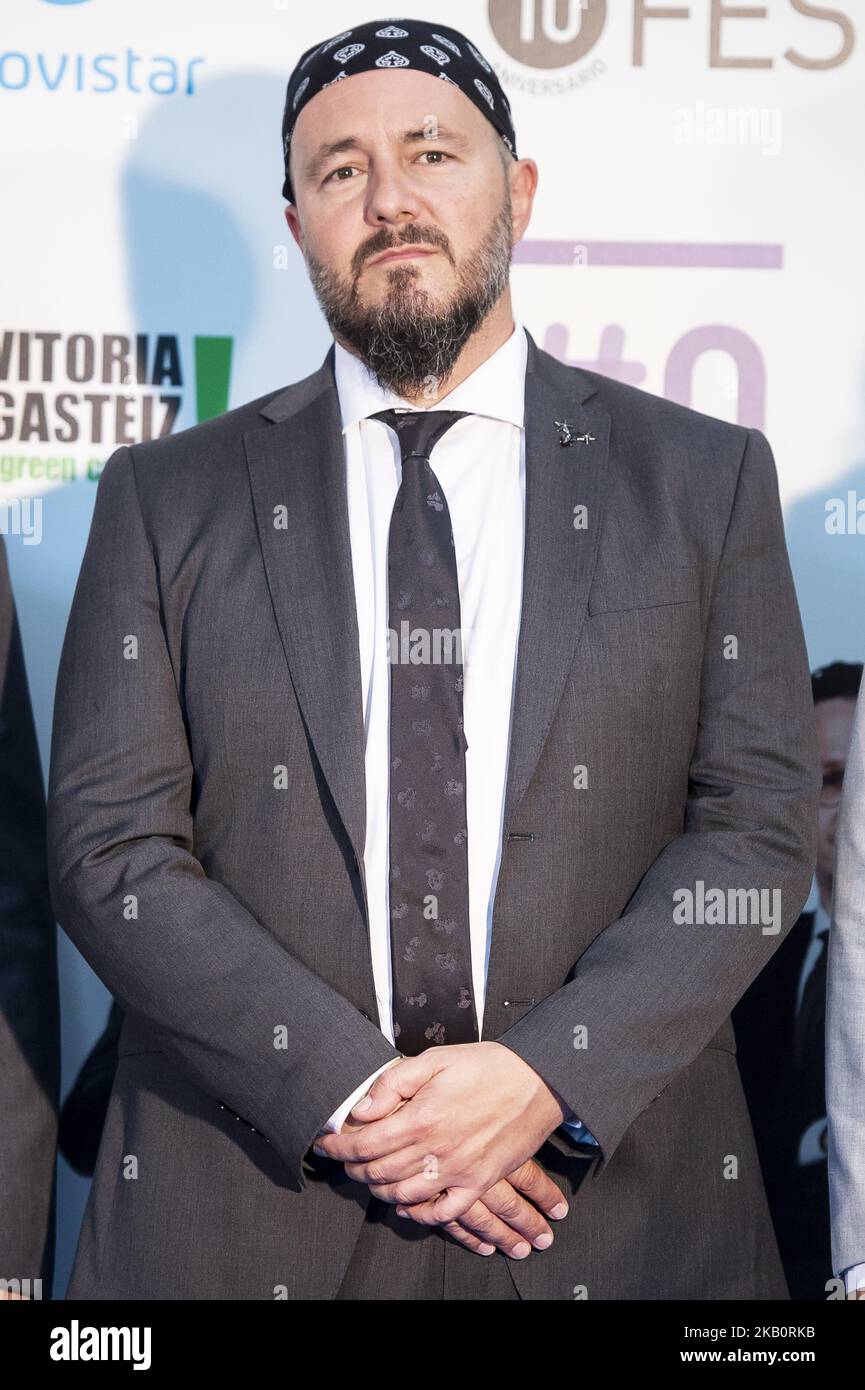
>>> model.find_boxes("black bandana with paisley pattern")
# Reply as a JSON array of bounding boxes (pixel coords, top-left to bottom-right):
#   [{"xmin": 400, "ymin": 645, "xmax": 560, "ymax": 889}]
[{"xmin": 281, "ymin": 17, "xmax": 518, "ymax": 201}]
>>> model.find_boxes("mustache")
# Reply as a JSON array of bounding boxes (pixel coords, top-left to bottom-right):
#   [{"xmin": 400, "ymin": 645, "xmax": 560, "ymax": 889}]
[{"xmin": 354, "ymin": 226, "xmax": 453, "ymax": 274}]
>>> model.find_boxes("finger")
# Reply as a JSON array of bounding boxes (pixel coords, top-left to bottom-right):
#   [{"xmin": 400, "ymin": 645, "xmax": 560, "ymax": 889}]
[
  {"xmin": 347, "ymin": 1053, "xmax": 435, "ymax": 1124},
  {"xmin": 507, "ymin": 1158, "xmax": 569, "ymax": 1220},
  {"xmin": 450, "ymin": 1194, "xmax": 542, "ymax": 1257},
  {"xmin": 341, "ymin": 1094, "xmax": 407, "ymax": 1133},
  {"xmin": 395, "ymin": 1186, "xmax": 482, "ymax": 1224},
  {"xmin": 480, "ymin": 1180, "xmax": 554, "ymax": 1250},
  {"xmin": 341, "ymin": 1142, "xmax": 430, "ymax": 1187},
  {"xmin": 428, "ymin": 1185, "xmax": 483, "ymax": 1224},
  {"xmin": 314, "ymin": 1092, "xmax": 432, "ymax": 1163},
  {"xmin": 438, "ymin": 1218, "xmax": 496, "ymax": 1258},
  {"xmin": 394, "ymin": 1185, "xmax": 551, "ymax": 1255},
  {"xmin": 393, "ymin": 1194, "xmax": 450, "ymax": 1226},
  {"xmin": 366, "ymin": 1168, "xmax": 449, "ymax": 1206}
]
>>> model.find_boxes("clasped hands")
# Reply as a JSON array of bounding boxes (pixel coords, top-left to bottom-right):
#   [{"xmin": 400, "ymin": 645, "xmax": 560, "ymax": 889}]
[{"xmin": 313, "ymin": 1040, "xmax": 570, "ymax": 1260}]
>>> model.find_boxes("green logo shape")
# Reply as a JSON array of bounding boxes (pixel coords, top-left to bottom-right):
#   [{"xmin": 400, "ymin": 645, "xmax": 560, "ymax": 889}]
[{"xmin": 195, "ymin": 336, "xmax": 233, "ymax": 422}]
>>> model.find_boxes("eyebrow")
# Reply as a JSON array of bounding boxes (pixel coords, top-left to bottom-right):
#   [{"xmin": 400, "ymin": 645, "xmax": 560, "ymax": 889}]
[{"xmin": 303, "ymin": 124, "xmax": 470, "ymax": 184}]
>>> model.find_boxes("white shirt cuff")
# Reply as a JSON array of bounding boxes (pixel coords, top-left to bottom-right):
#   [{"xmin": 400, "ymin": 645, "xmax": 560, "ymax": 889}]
[{"xmin": 844, "ymin": 1262, "xmax": 865, "ymax": 1296}]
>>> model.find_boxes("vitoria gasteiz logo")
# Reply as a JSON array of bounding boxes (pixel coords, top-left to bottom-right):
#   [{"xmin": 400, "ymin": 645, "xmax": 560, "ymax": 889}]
[{"xmin": 0, "ymin": 330, "xmax": 235, "ymax": 458}]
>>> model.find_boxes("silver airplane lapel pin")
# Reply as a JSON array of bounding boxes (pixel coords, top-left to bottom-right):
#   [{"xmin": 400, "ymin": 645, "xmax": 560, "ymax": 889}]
[{"xmin": 555, "ymin": 419, "xmax": 595, "ymax": 447}]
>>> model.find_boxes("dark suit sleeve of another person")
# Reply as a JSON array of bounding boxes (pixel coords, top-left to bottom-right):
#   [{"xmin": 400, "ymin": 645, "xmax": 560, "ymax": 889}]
[
  {"xmin": 497, "ymin": 427, "xmax": 821, "ymax": 1177},
  {"xmin": 46, "ymin": 448, "xmax": 399, "ymax": 1191},
  {"xmin": 0, "ymin": 541, "xmax": 60, "ymax": 1288}
]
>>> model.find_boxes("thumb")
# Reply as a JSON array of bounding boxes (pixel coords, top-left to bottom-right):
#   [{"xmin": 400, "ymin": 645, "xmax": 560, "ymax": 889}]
[{"xmin": 349, "ymin": 1052, "xmax": 433, "ymax": 1121}]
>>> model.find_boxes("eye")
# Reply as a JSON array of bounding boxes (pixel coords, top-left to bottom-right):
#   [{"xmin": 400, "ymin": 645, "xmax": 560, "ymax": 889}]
[
  {"xmin": 323, "ymin": 150, "xmax": 454, "ymax": 186},
  {"xmin": 325, "ymin": 165, "xmax": 360, "ymax": 184}
]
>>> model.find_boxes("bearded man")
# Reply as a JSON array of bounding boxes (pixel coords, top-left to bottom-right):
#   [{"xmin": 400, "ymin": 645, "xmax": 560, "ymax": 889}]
[{"xmin": 48, "ymin": 18, "xmax": 819, "ymax": 1299}]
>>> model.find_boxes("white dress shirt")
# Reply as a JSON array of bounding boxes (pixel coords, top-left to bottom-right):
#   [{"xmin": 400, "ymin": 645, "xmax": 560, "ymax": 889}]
[{"xmin": 319, "ymin": 319, "xmax": 593, "ymax": 1150}]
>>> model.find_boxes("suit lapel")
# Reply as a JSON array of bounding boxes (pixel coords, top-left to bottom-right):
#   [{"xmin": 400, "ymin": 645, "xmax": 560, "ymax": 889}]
[
  {"xmin": 501, "ymin": 330, "xmax": 611, "ymax": 833},
  {"xmin": 243, "ymin": 329, "xmax": 611, "ymax": 892},
  {"xmin": 243, "ymin": 346, "xmax": 368, "ymax": 871}
]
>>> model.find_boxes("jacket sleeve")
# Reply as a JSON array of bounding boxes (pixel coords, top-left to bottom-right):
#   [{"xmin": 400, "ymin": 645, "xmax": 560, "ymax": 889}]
[
  {"xmin": 46, "ymin": 447, "xmax": 399, "ymax": 1191},
  {"xmin": 0, "ymin": 540, "xmax": 60, "ymax": 1289},
  {"xmin": 497, "ymin": 427, "xmax": 820, "ymax": 1175}
]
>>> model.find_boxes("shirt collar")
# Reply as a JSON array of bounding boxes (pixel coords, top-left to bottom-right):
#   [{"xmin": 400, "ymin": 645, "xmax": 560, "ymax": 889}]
[{"xmin": 333, "ymin": 319, "xmax": 527, "ymax": 434}]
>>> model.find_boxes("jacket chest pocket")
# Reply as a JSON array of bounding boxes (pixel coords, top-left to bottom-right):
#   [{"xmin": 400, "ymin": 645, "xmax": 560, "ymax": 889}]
[{"xmin": 587, "ymin": 563, "xmax": 701, "ymax": 615}]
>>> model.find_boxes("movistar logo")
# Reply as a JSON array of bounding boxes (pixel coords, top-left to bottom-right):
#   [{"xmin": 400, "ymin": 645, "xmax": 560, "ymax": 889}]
[{"xmin": 3, "ymin": 11, "xmax": 204, "ymax": 94}]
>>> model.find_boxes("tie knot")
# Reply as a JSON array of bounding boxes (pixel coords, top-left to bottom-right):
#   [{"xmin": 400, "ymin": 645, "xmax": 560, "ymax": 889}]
[{"xmin": 368, "ymin": 408, "xmax": 469, "ymax": 463}]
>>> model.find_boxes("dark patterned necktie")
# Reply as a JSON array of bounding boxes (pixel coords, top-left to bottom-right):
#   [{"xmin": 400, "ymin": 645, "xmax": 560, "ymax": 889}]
[{"xmin": 369, "ymin": 407, "xmax": 479, "ymax": 1055}]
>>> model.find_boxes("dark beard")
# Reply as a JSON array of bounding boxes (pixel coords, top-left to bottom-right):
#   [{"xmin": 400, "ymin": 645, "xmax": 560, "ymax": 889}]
[{"xmin": 303, "ymin": 191, "xmax": 513, "ymax": 398}]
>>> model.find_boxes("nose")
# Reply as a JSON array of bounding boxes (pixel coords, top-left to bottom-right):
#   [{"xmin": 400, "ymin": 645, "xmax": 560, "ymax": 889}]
[{"xmin": 363, "ymin": 155, "xmax": 425, "ymax": 230}]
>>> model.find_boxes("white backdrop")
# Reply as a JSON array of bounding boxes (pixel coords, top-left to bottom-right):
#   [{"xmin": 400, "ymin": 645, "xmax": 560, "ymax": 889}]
[{"xmin": 2, "ymin": 0, "xmax": 864, "ymax": 1293}]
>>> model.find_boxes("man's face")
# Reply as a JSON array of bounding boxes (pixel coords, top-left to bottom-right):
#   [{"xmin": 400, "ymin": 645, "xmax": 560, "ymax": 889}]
[
  {"xmin": 284, "ymin": 69, "xmax": 531, "ymax": 396},
  {"xmin": 815, "ymin": 695, "xmax": 857, "ymax": 886}
]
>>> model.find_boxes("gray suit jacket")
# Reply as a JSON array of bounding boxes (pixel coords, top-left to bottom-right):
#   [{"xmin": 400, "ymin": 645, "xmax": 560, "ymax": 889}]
[
  {"xmin": 827, "ymin": 687, "xmax": 865, "ymax": 1282},
  {"xmin": 0, "ymin": 538, "xmax": 60, "ymax": 1293},
  {"xmin": 47, "ymin": 330, "xmax": 819, "ymax": 1299}
]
